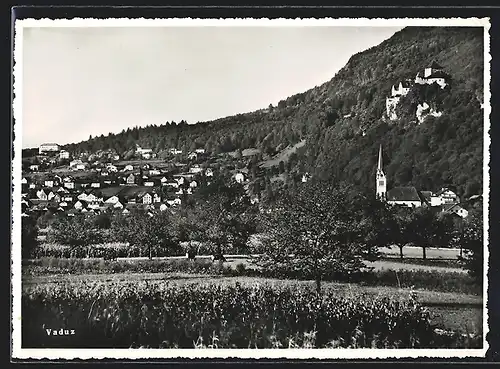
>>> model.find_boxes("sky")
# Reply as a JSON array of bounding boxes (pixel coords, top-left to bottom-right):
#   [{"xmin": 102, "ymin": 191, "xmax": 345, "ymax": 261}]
[{"xmin": 20, "ymin": 25, "xmax": 403, "ymax": 148}]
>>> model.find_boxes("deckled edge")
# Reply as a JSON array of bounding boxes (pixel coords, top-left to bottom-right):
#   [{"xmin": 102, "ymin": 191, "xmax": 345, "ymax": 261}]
[{"xmin": 11, "ymin": 16, "xmax": 491, "ymax": 361}]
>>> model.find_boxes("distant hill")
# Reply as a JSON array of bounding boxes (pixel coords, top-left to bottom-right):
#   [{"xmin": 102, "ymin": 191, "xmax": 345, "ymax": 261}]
[{"xmin": 64, "ymin": 26, "xmax": 484, "ymax": 197}]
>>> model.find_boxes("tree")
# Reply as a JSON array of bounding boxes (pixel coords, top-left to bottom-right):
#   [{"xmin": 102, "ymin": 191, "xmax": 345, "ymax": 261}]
[
  {"xmin": 93, "ymin": 213, "xmax": 112, "ymax": 229},
  {"xmin": 195, "ymin": 180, "xmax": 258, "ymax": 257},
  {"xmin": 386, "ymin": 206, "xmax": 413, "ymax": 259},
  {"xmin": 456, "ymin": 212, "xmax": 483, "ymax": 282},
  {"xmin": 408, "ymin": 207, "xmax": 450, "ymax": 260},
  {"xmin": 126, "ymin": 212, "xmax": 180, "ymax": 259},
  {"xmin": 256, "ymin": 181, "xmax": 371, "ymax": 294},
  {"xmin": 49, "ymin": 215, "xmax": 104, "ymax": 250},
  {"xmin": 22, "ymin": 215, "xmax": 38, "ymax": 259},
  {"xmin": 358, "ymin": 196, "xmax": 395, "ymax": 260}
]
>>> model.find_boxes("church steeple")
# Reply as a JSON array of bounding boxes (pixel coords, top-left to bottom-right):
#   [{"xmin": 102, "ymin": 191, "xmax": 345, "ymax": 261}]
[
  {"xmin": 376, "ymin": 145, "xmax": 387, "ymax": 200},
  {"xmin": 377, "ymin": 144, "xmax": 383, "ymax": 172}
]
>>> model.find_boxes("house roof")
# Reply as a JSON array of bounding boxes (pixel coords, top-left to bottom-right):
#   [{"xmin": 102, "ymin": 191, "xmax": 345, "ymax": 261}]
[
  {"xmin": 426, "ymin": 70, "xmax": 449, "ymax": 79},
  {"xmin": 386, "ymin": 187, "xmax": 422, "ymax": 202},
  {"xmin": 442, "ymin": 203, "xmax": 467, "ymax": 215},
  {"xmin": 98, "ymin": 186, "xmax": 124, "ymax": 198},
  {"xmin": 401, "ymin": 80, "xmax": 412, "ymax": 88},
  {"xmin": 435, "ymin": 187, "xmax": 457, "ymax": 197},
  {"xmin": 430, "ymin": 61, "xmax": 443, "ymax": 70},
  {"xmin": 420, "ymin": 191, "xmax": 432, "ymax": 203}
]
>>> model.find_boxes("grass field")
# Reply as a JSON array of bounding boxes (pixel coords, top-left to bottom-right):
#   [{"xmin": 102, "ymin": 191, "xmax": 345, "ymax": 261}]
[
  {"xmin": 259, "ymin": 140, "xmax": 306, "ymax": 168},
  {"xmin": 382, "ymin": 245, "xmax": 462, "ymax": 260},
  {"xmin": 22, "ymin": 271, "xmax": 482, "ymax": 336}
]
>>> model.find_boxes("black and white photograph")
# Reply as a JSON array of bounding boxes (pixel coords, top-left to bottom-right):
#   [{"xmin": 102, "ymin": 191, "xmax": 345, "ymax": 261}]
[{"xmin": 11, "ymin": 17, "xmax": 491, "ymax": 359}]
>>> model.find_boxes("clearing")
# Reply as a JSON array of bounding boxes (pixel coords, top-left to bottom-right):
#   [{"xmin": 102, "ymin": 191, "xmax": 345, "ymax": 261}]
[{"xmin": 259, "ymin": 140, "xmax": 306, "ymax": 168}]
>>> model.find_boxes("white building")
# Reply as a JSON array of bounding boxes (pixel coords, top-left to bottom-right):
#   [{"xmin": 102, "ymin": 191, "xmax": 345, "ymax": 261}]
[
  {"xmin": 39, "ymin": 143, "xmax": 60, "ymax": 154},
  {"xmin": 415, "ymin": 61, "xmax": 449, "ymax": 89},
  {"xmin": 59, "ymin": 150, "xmax": 70, "ymax": 159},
  {"xmin": 169, "ymin": 148, "xmax": 183, "ymax": 155},
  {"xmin": 234, "ymin": 172, "xmax": 245, "ymax": 184},
  {"xmin": 431, "ymin": 188, "xmax": 460, "ymax": 207},
  {"xmin": 189, "ymin": 165, "xmax": 203, "ymax": 174}
]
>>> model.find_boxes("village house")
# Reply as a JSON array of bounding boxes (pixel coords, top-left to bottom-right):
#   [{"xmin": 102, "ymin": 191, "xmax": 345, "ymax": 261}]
[
  {"xmin": 166, "ymin": 197, "xmax": 182, "ymax": 207},
  {"xmin": 205, "ymin": 168, "xmax": 214, "ymax": 177},
  {"xmin": 76, "ymin": 162, "xmax": 88, "ymax": 171},
  {"xmin": 234, "ymin": 172, "xmax": 245, "ymax": 184},
  {"xmin": 188, "ymin": 152, "xmax": 198, "ymax": 160},
  {"xmin": 195, "ymin": 148, "xmax": 206, "ymax": 154},
  {"xmin": 136, "ymin": 145, "xmax": 153, "ymax": 159},
  {"xmin": 44, "ymin": 179, "xmax": 57, "ymax": 188},
  {"xmin": 160, "ymin": 177, "xmax": 169, "ymax": 186},
  {"xmin": 63, "ymin": 181, "xmax": 76, "ymax": 189},
  {"xmin": 442, "ymin": 203, "xmax": 469, "ymax": 219},
  {"xmin": 29, "ymin": 164, "xmax": 39, "ymax": 172},
  {"xmin": 149, "ymin": 169, "xmax": 160, "ymax": 176},
  {"xmin": 123, "ymin": 165, "xmax": 134, "ymax": 172},
  {"xmin": 62, "ymin": 195, "xmax": 75, "ymax": 203},
  {"xmin": 36, "ymin": 189, "xmax": 49, "ymax": 201},
  {"xmin": 106, "ymin": 164, "xmax": 118, "ymax": 172},
  {"xmin": 189, "ymin": 180, "xmax": 198, "ymax": 188},
  {"xmin": 430, "ymin": 188, "xmax": 460, "ymax": 206},
  {"xmin": 59, "ymin": 150, "xmax": 70, "ymax": 159},
  {"xmin": 74, "ymin": 200, "xmax": 88, "ymax": 210},
  {"xmin": 126, "ymin": 173, "xmax": 136, "ymax": 185},
  {"xmin": 39, "ymin": 143, "xmax": 60, "ymax": 155},
  {"xmin": 189, "ymin": 165, "xmax": 203, "ymax": 174},
  {"xmin": 169, "ymin": 148, "xmax": 183, "ymax": 155}
]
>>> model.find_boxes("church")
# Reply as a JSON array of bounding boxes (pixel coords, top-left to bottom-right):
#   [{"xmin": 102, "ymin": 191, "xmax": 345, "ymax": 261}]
[{"xmin": 375, "ymin": 145, "xmax": 459, "ymax": 209}]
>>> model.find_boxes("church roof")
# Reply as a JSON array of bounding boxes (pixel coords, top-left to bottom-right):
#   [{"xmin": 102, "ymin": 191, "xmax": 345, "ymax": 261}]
[
  {"xmin": 420, "ymin": 190, "xmax": 432, "ymax": 203},
  {"xmin": 387, "ymin": 187, "xmax": 422, "ymax": 202}
]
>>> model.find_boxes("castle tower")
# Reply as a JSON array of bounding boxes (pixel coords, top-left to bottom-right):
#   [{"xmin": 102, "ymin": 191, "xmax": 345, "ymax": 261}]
[{"xmin": 376, "ymin": 144, "xmax": 387, "ymax": 200}]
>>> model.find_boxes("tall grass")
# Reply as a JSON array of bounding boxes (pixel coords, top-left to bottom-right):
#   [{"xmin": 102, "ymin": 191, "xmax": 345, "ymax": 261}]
[{"xmin": 21, "ymin": 281, "xmax": 481, "ymax": 349}]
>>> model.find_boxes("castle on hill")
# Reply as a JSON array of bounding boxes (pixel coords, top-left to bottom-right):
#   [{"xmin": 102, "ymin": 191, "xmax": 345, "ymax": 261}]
[{"xmin": 385, "ymin": 61, "xmax": 450, "ymax": 121}]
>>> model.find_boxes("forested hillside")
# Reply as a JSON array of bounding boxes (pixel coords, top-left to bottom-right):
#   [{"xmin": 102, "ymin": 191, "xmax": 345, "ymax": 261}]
[{"xmin": 64, "ymin": 26, "xmax": 484, "ymax": 197}]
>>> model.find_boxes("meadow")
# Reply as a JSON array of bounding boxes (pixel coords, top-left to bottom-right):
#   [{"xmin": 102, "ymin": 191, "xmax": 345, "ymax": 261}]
[
  {"xmin": 22, "ymin": 254, "xmax": 483, "ymax": 349},
  {"xmin": 22, "ymin": 275, "xmax": 481, "ymax": 349}
]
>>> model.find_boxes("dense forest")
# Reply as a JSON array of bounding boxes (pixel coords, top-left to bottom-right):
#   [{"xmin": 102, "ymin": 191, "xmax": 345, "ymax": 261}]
[{"xmin": 61, "ymin": 26, "xmax": 484, "ymax": 197}]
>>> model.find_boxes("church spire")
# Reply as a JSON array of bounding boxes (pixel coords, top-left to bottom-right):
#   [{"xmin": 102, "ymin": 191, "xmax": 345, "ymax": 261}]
[
  {"xmin": 377, "ymin": 144, "xmax": 383, "ymax": 172},
  {"xmin": 376, "ymin": 144, "xmax": 387, "ymax": 200}
]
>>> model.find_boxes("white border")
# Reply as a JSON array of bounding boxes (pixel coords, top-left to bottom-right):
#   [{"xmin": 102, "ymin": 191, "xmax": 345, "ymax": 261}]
[{"xmin": 12, "ymin": 17, "xmax": 491, "ymax": 360}]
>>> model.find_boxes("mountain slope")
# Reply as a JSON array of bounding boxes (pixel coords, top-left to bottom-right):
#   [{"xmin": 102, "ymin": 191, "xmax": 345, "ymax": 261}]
[{"xmin": 64, "ymin": 26, "xmax": 484, "ymax": 197}]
